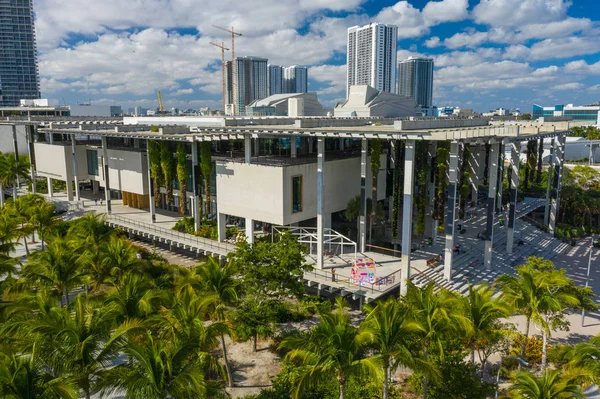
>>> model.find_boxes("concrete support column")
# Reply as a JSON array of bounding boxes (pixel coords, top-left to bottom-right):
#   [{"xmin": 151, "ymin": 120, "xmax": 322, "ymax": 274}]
[
  {"xmin": 359, "ymin": 138, "xmax": 368, "ymax": 253},
  {"xmin": 191, "ymin": 141, "xmax": 200, "ymax": 230},
  {"xmin": 244, "ymin": 135, "xmax": 252, "ymax": 164},
  {"xmin": 484, "ymin": 142, "xmax": 500, "ymax": 269},
  {"xmin": 245, "ymin": 218, "xmax": 254, "ymax": 244},
  {"xmin": 549, "ymin": 136, "xmax": 565, "ymax": 233},
  {"xmin": 400, "ymin": 140, "xmax": 416, "ymax": 296},
  {"xmin": 544, "ymin": 139, "xmax": 555, "ymax": 226},
  {"xmin": 506, "ymin": 142, "xmax": 520, "ymax": 254},
  {"xmin": 71, "ymin": 136, "xmax": 80, "ymax": 202},
  {"xmin": 47, "ymin": 177, "xmax": 54, "ymax": 197},
  {"xmin": 316, "ymin": 137, "xmax": 325, "ymax": 270},
  {"xmin": 444, "ymin": 142, "xmax": 460, "ymax": 281},
  {"xmin": 496, "ymin": 145, "xmax": 505, "ymax": 213},
  {"xmin": 468, "ymin": 144, "xmax": 479, "ymax": 203},
  {"xmin": 11, "ymin": 125, "xmax": 19, "ymax": 189},
  {"xmin": 291, "ymin": 137, "xmax": 297, "ymax": 158},
  {"xmin": 217, "ymin": 212, "xmax": 226, "ymax": 242},
  {"xmin": 425, "ymin": 142, "xmax": 437, "ymax": 241},
  {"xmin": 27, "ymin": 126, "xmax": 36, "ymax": 193},
  {"xmin": 323, "ymin": 212, "xmax": 332, "ymax": 229},
  {"xmin": 66, "ymin": 178, "xmax": 74, "ymax": 201},
  {"xmin": 146, "ymin": 140, "xmax": 156, "ymax": 223},
  {"xmin": 477, "ymin": 144, "xmax": 486, "ymax": 203},
  {"xmin": 101, "ymin": 136, "xmax": 111, "ymax": 214},
  {"xmin": 308, "ymin": 138, "xmax": 314, "ymax": 154}
]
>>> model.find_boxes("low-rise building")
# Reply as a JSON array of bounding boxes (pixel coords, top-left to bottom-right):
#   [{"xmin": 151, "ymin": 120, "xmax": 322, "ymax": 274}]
[
  {"xmin": 533, "ymin": 103, "xmax": 600, "ymax": 125},
  {"xmin": 245, "ymin": 93, "xmax": 325, "ymax": 116},
  {"xmin": 334, "ymin": 85, "xmax": 419, "ymax": 118}
]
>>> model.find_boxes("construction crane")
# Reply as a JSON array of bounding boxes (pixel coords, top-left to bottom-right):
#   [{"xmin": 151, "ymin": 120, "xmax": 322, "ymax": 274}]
[
  {"xmin": 210, "ymin": 41, "xmax": 229, "ymax": 114},
  {"xmin": 157, "ymin": 91, "xmax": 165, "ymax": 114},
  {"xmin": 212, "ymin": 25, "xmax": 242, "ymax": 61}
]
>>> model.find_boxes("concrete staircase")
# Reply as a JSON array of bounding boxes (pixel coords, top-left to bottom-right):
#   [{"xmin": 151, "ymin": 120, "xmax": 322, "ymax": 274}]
[{"xmin": 409, "ymin": 197, "xmax": 570, "ymax": 294}]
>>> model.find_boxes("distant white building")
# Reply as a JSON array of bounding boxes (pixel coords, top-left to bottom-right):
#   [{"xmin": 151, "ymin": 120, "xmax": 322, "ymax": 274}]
[
  {"xmin": 334, "ymin": 85, "xmax": 419, "ymax": 118},
  {"xmin": 69, "ymin": 104, "xmax": 122, "ymax": 117},
  {"xmin": 533, "ymin": 103, "xmax": 600, "ymax": 126},
  {"xmin": 347, "ymin": 23, "xmax": 398, "ymax": 96},
  {"xmin": 246, "ymin": 92, "xmax": 325, "ymax": 116}
]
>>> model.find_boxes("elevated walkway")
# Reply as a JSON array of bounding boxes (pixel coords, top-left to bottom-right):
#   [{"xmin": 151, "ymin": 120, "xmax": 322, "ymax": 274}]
[{"xmin": 106, "ymin": 214, "xmax": 235, "ymax": 258}]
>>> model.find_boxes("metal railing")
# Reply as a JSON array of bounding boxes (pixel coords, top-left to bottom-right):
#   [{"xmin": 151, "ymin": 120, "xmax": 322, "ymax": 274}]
[
  {"xmin": 106, "ymin": 214, "xmax": 235, "ymax": 255},
  {"xmin": 273, "ymin": 226, "xmax": 357, "ymax": 258},
  {"xmin": 305, "ymin": 266, "xmax": 402, "ymax": 295}
]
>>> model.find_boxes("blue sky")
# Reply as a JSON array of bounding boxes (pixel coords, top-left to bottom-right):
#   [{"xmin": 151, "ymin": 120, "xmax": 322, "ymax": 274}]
[{"xmin": 34, "ymin": 0, "xmax": 600, "ymax": 112}]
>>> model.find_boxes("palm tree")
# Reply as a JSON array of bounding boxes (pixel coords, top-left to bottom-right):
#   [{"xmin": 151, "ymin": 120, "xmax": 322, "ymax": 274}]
[
  {"xmin": 102, "ymin": 272, "xmax": 161, "ymax": 324},
  {"xmin": 462, "ymin": 283, "xmax": 512, "ymax": 368},
  {"xmin": 6, "ymin": 196, "xmax": 34, "ymax": 255},
  {"xmin": 1, "ymin": 154, "xmax": 30, "ymax": 200},
  {"xmin": 558, "ymin": 335, "xmax": 600, "ymax": 386},
  {"xmin": 20, "ymin": 236, "xmax": 87, "ymax": 306},
  {"xmin": 25, "ymin": 295, "xmax": 143, "ymax": 399},
  {"xmin": 154, "ymin": 284, "xmax": 228, "ymax": 378},
  {"xmin": 96, "ymin": 236, "xmax": 141, "ymax": 287},
  {"xmin": 510, "ymin": 369, "xmax": 583, "ymax": 399},
  {"xmin": 280, "ymin": 297, "xmax": 382, "ymax": 399},
  {"xmin": 363, "ymin": 298, "xmax": 436, "ymax": 399},
  {"xmin": 402, "ymin": 281, "xmax": 470, "ymax": 399},
  {"xmin": 28, "ymin": 198, "xmax": 57, "ymax": 250},
  {"xmin": 98, "ymin": 332, "xmax": 227, "ymax": 399},
  {"xmin": 194, "ymin": 257, "xmax": 238, "ymax": 388},
  {"xmin": 496, "ymin": 257, "xmax": 578, "ymax": 369},
  {"xmin": 68, "ymin": 213, "xmax": 112, "ymax": 259},
  {"xmin": 0, "ymin": 352, "xmax": 78, "ymax": 399}
]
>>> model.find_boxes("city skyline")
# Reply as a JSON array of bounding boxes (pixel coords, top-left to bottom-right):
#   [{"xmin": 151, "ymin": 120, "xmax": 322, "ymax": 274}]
[{"xmin": 32, "ymin": 0, "xmax": 600, "ymax": 112}]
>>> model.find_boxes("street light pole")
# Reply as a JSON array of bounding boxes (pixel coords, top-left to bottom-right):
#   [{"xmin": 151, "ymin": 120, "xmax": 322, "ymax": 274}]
[{"xmin": 582, "ymin": 234, "xmax": 595, "ymax": 327}]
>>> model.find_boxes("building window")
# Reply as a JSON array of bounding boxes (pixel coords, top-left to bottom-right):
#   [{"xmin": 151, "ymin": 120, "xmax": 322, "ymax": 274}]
[
  {"xmin": 292, "ymin": 175, "xmax": 302, "ymax": 213},
  {"xmin": 87, "ymin": 150, "xmax": 99, "ymax": 176}
]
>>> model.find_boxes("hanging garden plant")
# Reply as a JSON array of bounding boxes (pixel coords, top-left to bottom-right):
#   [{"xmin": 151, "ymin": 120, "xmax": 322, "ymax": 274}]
[
  {"xmin": 458, "ymin": 144, "xmax": 471, "ymax": 220},
  {"xmin": 369, "ymin": 138, "xmax": 382, "ymax": 244},
  {"xmin": 176, "ymin": 143, "xmax": 188, "ymax": 215},
  {"xmin": 415, "ymin": 141, "xmax": 429, "ymax": 236},
  {"xmin": 160, "ymin": 141, "xmax": 175, "ymax": 205},
  {"xmin": 391, "ymin": 141, "xmax": 405, "ymax": 239},
  {"xmin": 200, "ymin": 142, "xmax": 213, "ymax": 216},
  {"xmin": 148, "ymin": 140, "xmax": 162, "ymax": 207},
  {"xmin": 434, "ymin": 142, "xmax": 450, "ymax": 232}
]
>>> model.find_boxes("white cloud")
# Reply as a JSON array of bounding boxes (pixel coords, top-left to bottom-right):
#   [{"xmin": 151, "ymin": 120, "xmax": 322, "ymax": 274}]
[
  {"xmin": 502, "ymin": 44, "xmax": 530, "ymax": 60},
  {"xmin": 443, "ymin": 31, "xmax": 488, "ymax": 49},
  {"xmin": 472, "ymin": 0, "xmax": 570, "ymax": 28},
  {"xmin": 309, "ymin": 64, "xmax": 346, "ymax": 95},
  {"xmin": 172, "ymin": 88, "xmax": 194, "ymax": 95},
  {"xmin": 563, "ymin": 60, "xmax": 600, "ymax": 75},
  {"xmin": 433, "ymin": 48, "xmax": 501, "ymax": 67},
  {"xmin": 424, "ymin": 36, "xmax": 441, "ymax": 48},
  {"xmin": 553, "ymin": 82, "xmax": 584, "ymax": 90},
  {"xmin": 422, "ymin": 0, "xmax": 469, "ymax": 26},
  {"xmin": 528, "ymin": 36, "xmax": 600, "ymax": 61},
  {"xmin": 512, "ymin": 17, "xmax": 593, "ymax": 42}
]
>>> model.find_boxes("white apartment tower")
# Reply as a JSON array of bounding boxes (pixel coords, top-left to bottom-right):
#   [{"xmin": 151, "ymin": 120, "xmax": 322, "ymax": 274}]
[
  {"xmin": 283, "ymin": 66, "xmax": 308, "ymax": 94},
  {"xmin": 346, "ymin": 23, "xmax": 398, "ymax": 96},
  {"xmin": 398, "ymin": 57, "xmax": 434, "ymax": 108},
  {"xmin": 267, "ymin": 64, "xmax": 283, "ymax": 96}
]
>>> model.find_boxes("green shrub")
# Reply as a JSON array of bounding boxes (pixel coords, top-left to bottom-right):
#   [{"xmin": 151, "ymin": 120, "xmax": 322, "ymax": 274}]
[{"xmin": 510, "ymin": 335, "xmax": 543, "ymax": 366}]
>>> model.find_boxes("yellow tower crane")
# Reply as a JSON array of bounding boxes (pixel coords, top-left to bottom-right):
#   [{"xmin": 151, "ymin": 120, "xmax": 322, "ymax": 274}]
[
  {"xmin": 212, "ymin": 25, "xmax": 242, "ymax": 61},
  {"xmin": 157, "ymin": 91, "xmax": 165, "ymax": 114},
  {"xmin": 210, "ymin": 41, "xmax": 229, "ymax": 114}
]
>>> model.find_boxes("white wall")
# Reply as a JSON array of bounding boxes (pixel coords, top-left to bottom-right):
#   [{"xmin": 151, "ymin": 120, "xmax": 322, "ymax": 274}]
[
  {"xmin": 34, "ymin": 143, "xmax": 71, "ymax": 180},
  {"xmin": 216, "ymin": 154, "xmax": 387, "ymax": 225},
  {"xmin": 216, "ymin": 161, "xmax": 285, "ymax": 224},
  {"xmin": 0, "ymin": 125, "xmax": 29, "ymax": 155},
  {"xmin": 35, "ymin": 143, "xmax": 148, "ymax": 195}
]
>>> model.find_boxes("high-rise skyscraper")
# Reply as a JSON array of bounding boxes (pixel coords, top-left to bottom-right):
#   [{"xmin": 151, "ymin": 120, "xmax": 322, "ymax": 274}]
[
  {"xmin": 283, "ymin": 66, "xmax": 308, "ymax": 94},
  {"xmin": 226, "ymin": 56, "xmax": 268, "ymax": 115},
  {"xmin": 267, "ymin": 64, "xmax": 283, "ymax": 96},
  {"xmin": 0, "ymin": 0, "xmax": 40, "ymax": 106},
  {"xmin": 346, "ymin": 23, "xmax": 397, "ymax": 97},
  {"xmin": 398, "ymin": 57, "xmax": 434, "ymax": 108}
]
